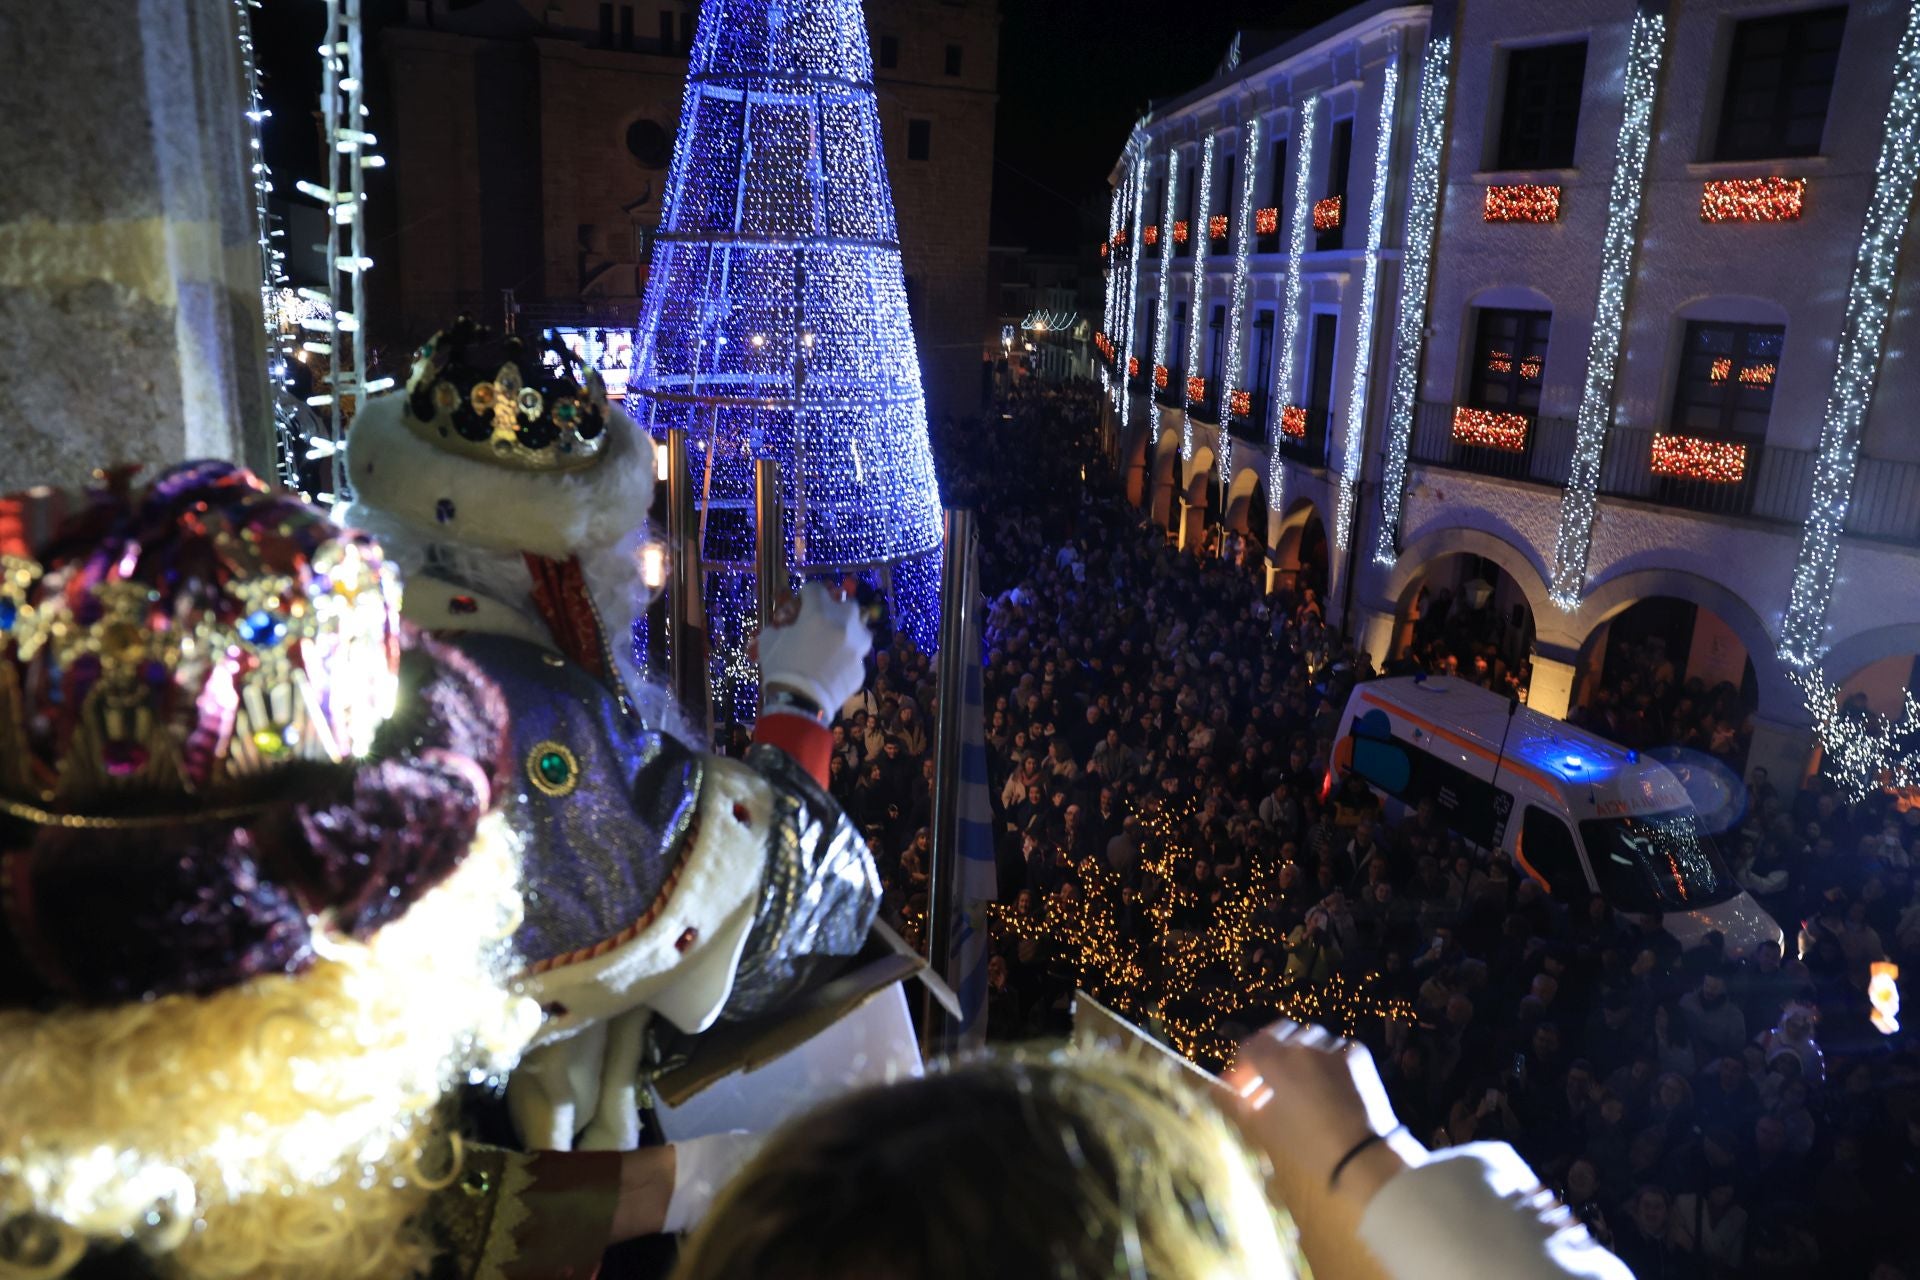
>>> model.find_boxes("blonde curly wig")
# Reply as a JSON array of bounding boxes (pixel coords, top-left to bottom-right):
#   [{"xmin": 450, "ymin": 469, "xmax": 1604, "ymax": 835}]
[{"xmin": 0, "ymin": 815, "xmax": 540, "ymax": 1280}]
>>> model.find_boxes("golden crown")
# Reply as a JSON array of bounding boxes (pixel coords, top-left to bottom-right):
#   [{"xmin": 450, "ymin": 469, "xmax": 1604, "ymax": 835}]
[
  {"xmin": 0, "ymin": 464, "xmax": 401, "ymax": 828},
  {"xmin": 403, "ymin": 318, "xmax": 611, "ymax": 473}
]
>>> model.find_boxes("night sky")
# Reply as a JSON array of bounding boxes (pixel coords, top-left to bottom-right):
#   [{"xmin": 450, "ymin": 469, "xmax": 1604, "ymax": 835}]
[{"xmin": 254, "ymin": 0, "xmax": 1365, "ymax": 258}]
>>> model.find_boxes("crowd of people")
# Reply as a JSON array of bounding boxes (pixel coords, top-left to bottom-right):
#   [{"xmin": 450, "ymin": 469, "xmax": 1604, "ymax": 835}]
[{"xmin": 831, "ymin": 377, "xmax": 1920, "ymax": 1280}]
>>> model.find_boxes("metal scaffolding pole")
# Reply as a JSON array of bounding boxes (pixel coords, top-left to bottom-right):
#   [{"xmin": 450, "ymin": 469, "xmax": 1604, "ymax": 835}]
[
  {"xmin": 920, "ymin": 508, "xmax": 972, "ymax": 1055},
  {"xmin": 754, "ymin": 458, "xmax": 784, "ymax": 634},
  {"xmin": 665, "ymin": 427, "xmax": 711, "ymax": 740}
]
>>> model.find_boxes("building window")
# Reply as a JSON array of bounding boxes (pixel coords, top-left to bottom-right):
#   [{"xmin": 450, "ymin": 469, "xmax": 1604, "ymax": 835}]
[
  {"xmin": 626, "ymin": 118, "xmax": 671, "ymax": 169},
  {"xmin": 1671, "ymin": 320, "xmax": 1784, "ymax": 438},
  {"xmin": 1253, "ymin": 310, "xmax": 1275, "ymax": 398},
  {"xmin": 618, "ymin": 4, "xmax": 634, "ymax": 50},
  {"xmin": 1715, "ymin": 7, "xmax": 1846, "ymax": 161},
  {"xmin": 879, "ymin": 34, "xmax": 899, "ymax": 69},
  {"xmin": 945, "ymin": 43, "xmax": 962, "ymax": 76},
  {"xmin": 1318, "ymin": 118, "xmax": 1352, "ymax": 251},
  {"xmin": 1207, "ymin": 304, "xmax": 1226, "ymax": 401},
  {"xmin": 1467, "ymin": 308, "xmax": 1551, "ymax": 414},
  {"xmin": 1496, "ymin": 41, "xmax": 1587, "ymax": 170},
  {"xmin": 907, "ymin": 118, "xmax": 931, "ymax": 161},
  {"xmin": 599, "ymin": 2, "xmax": 613, "ymax": 46},
  {"xmin": 658, "ymin": 9, "xmax": 673, "ymax": 50},
  {"xmin": 678, "ymin": 10, "xmax": 692, "ymax": 51},
  {"xmin": 1269, "ymin": 138, "xmax": 1287, "ymax": 212}
]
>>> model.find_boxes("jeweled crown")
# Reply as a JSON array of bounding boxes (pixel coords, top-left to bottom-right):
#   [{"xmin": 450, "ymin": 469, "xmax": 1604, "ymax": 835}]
[
  {"xmin": 0, "ymin": 463, "xmax": 402, "ymax": 828},
  {"xmin": 404, "ymin": 317, "xmax": 610, "ymax": 473}
]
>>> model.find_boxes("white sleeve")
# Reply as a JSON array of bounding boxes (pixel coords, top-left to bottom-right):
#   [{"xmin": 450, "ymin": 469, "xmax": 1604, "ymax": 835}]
[{"xmin": 1356, "ymin": 1143, "xmax": 1633, "ymax": 1280}]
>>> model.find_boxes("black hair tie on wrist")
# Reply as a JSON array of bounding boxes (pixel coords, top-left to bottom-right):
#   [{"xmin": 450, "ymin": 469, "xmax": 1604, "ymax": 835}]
[{"xmin": 1329, "ymin": 1126, "xmax": 1405, "ymax": 1191}]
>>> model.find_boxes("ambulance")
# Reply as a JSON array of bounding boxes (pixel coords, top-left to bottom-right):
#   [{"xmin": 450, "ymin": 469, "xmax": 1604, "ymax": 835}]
[{"xmin": 1329, "ymin": 676, "xmax": 1782, "ymax": 957}]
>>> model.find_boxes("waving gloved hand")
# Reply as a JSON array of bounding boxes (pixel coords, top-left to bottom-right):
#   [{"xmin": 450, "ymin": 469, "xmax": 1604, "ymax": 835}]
[{"xmin": 756, "ymin": 581, "xmax": 873, "ymax": 716}]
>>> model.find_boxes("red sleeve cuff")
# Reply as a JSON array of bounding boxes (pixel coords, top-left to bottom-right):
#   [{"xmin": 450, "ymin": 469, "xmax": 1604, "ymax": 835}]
[{"xmin": 752, "ymin": 710, "xmax": 833, "ymax": 787}]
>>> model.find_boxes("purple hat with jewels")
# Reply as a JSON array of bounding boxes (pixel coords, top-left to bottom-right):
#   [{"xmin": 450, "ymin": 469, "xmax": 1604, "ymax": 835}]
[{"xmin": 0, "ymin": 461, "xmax": 514, "ymax": 1007}]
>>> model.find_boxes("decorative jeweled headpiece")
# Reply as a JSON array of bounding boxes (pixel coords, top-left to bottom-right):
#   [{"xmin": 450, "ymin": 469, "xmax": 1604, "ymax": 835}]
[
  {"xmin": 0, "ymin": 462, "xmax": 402, "ymax": 828},
  {"xmin": 404, "ymin": 316, "xmax": 611, "ymax": 473}
]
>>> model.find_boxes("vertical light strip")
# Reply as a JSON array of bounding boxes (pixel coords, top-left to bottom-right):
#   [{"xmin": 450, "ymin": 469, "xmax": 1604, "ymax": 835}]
[
  {"xmin": 1103, "ymin": 171, "xmax": 1124, "ymax": 408},
  {"xmin": 1183, "ymin": 135, "xmax": 1217, "ymax": 463},
  {"xmin": 1269, "ymin": 96, "xmax": 1319, "ymax": 512},
  {"xmin": 1220, "ymin": 118, "xmax": 1261, "ymax": 487},
  {"xmin": 1781, "ymin": 0, "xmax": 1920, "ymax": 669},
  {"xmin": 1119, "ymin": 154, "xmax": 1147, "ymax": 431},
  {"xmin": 1547, "ymin": 9, "xmax": 1668, "ymax": 609},
  {"xmin": 1151, "ymin": 149, "xmax": 1180, "ymax": 417},
  {"xmin": 1334, "ymin": 58, "xmax": 1401, "ymax": 551},
  {"xmin": 1373, "ymin": 35, "xmax": 1453, "ymax": 567}
]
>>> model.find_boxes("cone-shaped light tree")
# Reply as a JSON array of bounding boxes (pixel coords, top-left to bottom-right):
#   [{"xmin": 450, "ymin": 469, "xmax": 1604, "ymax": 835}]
[{"xmin": 631, "ymin": 0, "xmax": 944, "ymax": 715}]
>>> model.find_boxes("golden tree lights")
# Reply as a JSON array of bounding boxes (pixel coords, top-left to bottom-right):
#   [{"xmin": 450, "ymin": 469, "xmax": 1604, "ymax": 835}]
[
  {"xmin": 1375, "ymin": 36, "xmax": 1454, "ymax": 569},
  {"xmin": 1483, "ymin": 183, "xmax": 1562, "ymax": 223},
  {"xmin": 1312, "ymin": 195, "xmax": 1343, "ymax": 231},
  {"xmin": 987, "ymin": 801, "xmax": 1415, "ymax": 1072},
  {"xmin": 1650, "ymin": 433, "xmax": 1748, "ymax": 482},
  {"xmin": 1549, "ymin": 10, "xmax": 1669, "ymax": 610},
  {"xmin": 1700, "ymin": 176, "xmax": 1807, "ymax": 223},
  {"xmin": 1452, "ymin": 407, "xmax": 1531, "ymax": 452}
]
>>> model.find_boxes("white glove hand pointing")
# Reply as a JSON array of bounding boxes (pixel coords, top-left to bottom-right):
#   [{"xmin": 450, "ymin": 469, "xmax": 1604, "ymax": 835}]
[{"xmin": 757, "ymin": 581, "xmax": 873, "ymax": 716}]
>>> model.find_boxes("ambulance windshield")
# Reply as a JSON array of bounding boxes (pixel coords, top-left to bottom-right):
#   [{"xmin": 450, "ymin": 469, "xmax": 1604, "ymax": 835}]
[{"xmin": 1579, "ymin": 809, "xmax": 1740, "ymax": 912}]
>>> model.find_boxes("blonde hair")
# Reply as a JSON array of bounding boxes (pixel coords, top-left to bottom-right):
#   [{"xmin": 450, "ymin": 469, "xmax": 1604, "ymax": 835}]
[
  {"xmin": 0, "ymin": 815, "xmax": 540, "ymax": 1279},
  {"xmin": 675, "ymin": 1045, "xmax": 1301, "ymax": 1280}
]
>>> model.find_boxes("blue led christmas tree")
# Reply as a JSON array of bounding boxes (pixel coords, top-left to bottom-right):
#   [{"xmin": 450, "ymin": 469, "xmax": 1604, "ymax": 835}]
[{"xmin": 631, "ymin": 0, "xmax": 944, "ymax": 715}]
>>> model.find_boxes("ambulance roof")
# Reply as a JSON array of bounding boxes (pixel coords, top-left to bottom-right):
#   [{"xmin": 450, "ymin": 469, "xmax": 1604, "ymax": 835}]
[{"xmin": 1349, "ymin": 677, "xmax": 1691, "ymax": 814}]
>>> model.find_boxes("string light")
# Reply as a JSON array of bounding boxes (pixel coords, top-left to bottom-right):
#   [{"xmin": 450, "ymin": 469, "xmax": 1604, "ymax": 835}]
[
  {"xmin": 1483, "ymin": 183, "xmax": 1562, "ymax": 223},
  {"xmin": 1549, "ymin": 10, "xmax": 1668, "ymax": 610},
  {"xmin": 630, "ymin": 0, "xmax": 946, "ymax": 676},
  {"xmin": 1151, "ymin": 150, "xmax": 1181, "ymax": 424},
  {"xmin": 1270, "ymin": 97, "xmax": 1319, "ymax": 511},
  {"xmin": 1312, "ymin": 196, "xmax": 1343, "ymax": 232},
  {"xmin": 1650, "ymin": 433, "xmax": 1746, "ymax": 482},
  {"xmin": 1182, "ymin": 136, "xmax": 1217, "ymax": 464},
  {"xmin": 1219, "ymin": 120, "xmax": 1260, "ymax": 489},
  {"xmin": 1374, "ymin": 36, "xmax": 1452, "ymax": 569},
  {"xmin": 1794, "ymin": 669, "xmax": 1920, "ymax": 800},
  {"xmin": 1781, "ymin": 1, "xmax": 1920, "ymax": 673},
  {"xmin": 1334, "ymin": 60, "xmax": 1400, "ymax": 552},
  {"xmin": 1452, "ymin": 407, "xmax": 1530, "ymax": 452},
  {"xmin": 1701, "ymin": 177, "xmax": 1807, "ymax": 223},
  {"xmin": 1119, "ymin": 156, "xmax": 1149, "ymax": 428}
]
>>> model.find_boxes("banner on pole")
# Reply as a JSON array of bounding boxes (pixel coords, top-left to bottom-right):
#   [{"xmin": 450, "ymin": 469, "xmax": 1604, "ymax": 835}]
[{"xmin": 951, "ymin": 537, "xmax": 998, "ymax": 1048}]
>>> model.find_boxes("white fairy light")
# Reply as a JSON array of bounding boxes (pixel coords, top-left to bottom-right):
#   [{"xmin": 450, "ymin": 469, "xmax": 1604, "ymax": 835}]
[
  {"xmin": 1795, "ymin": 670, "xmax": 1920, "ymax": 801},
  {"xmin": 1373, "ymin": 35, "xmax": 1452, "ymax": 568},
  {"xmin": 1151, "ymin": 149, "xmax": 1181, "ymax": 418},
  {"xmin": 1219, "ymin": 119, "xmax": 1260, "ymax": 489},
  {"xmin": 1781, "ymin": 1, "xmax": 1920, "ymax": 669},
  {"xmin": 1103, "ymin": 174, "xmax": 1124, "ymax": 408},
  {"xmin": 1182, "ymin": 135, "xmax": 1216, "ymax": 464},
  {"xmin": 1548, "ymin": 11, "xmax": 1667, "ymax": 609},
  {"xmin": 1118, "ymin": 153, "xmax": 1148, "ymax": 430},
  {"xmin": 1269, "ymin": 97, "xmax": 1319, "ymax": 513},
  {"xmin": 1334, "ymin": 59, "xmax": 1400, "ymax": 551}
]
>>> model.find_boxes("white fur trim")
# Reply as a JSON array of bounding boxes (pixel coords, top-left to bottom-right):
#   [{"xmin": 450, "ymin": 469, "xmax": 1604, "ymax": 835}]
[
  {"xmin": 343, "ymin": 390, "xmax": 655, "ymax": 559},
  {"xmin": 517, "ymin": 755, "xmax": 771, "ymax": 1046}
]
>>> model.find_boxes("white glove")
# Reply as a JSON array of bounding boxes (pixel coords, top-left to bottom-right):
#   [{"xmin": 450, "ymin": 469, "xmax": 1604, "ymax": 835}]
[
  {"xmin": 757, "ymin": 580, "xmax": 872, "ymax": 715},
  {"xmin": 663, "ymin": 1130, "xmax": 765, "ymax": 1233}
]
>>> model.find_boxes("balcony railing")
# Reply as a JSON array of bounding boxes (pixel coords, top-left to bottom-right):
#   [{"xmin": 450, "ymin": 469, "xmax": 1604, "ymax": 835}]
[
  {"xmin": 1228, "ymin": 390, "xmax": 1266, "ymax": 444},
  {"xmin": 1273, "ymin": 405, "xmax": 1330, "ymax": 468},
  {"xmin": 1408, "ymin": 401, "xmax": 1574, "ymax": 487},
  {"xmin": 1846, "ymin": 454, "xmax": 1920, "ymax": 544},
  {"xmin": 1598, "ymin": 427, "xmax": 1814, "ymax": 522},
  {"xmin": 1154, "ymin": 365, "xmax": 1186, "ymax": 409}
]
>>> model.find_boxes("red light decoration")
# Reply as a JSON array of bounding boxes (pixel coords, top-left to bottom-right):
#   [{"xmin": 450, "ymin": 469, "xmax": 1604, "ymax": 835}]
[
  {"xmin": 1172, "ymin": 220, "xmax": 1190, "ymax": 245},
  {"xmin": 1483, "ymin": 184, "xmax": 1562, "ymax": 223},
  {"xmin": 1143, "ymin": 224, "xmax": 1160, "ymax": 247},
  {"xmin": 1208, "ymin": 214, "xmax": 1229, "ymax": 240},
  {"xmin": 1095, "ymin": 331, "xmax": 1116, "ymax": 362},
  {"xmin": 1451, "ymin": 406, "xmax": 1530, "ymax": 452},
  {"xmin": 1128, "ymin": 356, "xmax": 1140, "ymax": 379},
  {"xmin": 1099, "ymin": 242, "xmax": 1109, "ymax": 259},
  {"xmin": 1700, "ymin": 177, "xmax": 1807, "ymax": 223},
  {"xmin": 1652, "ymin": 433, "xmax": 1748, "ymax": 483},
  {"xmin": 1186, "ymin": 374, "xmax": 1206, "ymax": 403},
  {"xmin": 1280, "ymin": 404, "xmax": 1308, "ymax": 438},
  {"xmin": 1519, "ymin": 354, "xmax": 1542, "ymax": 382},
  {"xmin": 1111, "ymin": 229, "xmax": 1127, "ymax": 245},
  {"xmin": 1312, "ymin": 196, "xmax": 1342, "ymax": 232},
  {"xmin": 1486, "ymin": 350, "xmax": 1513, "ymax": 375},
  {"xmin": 1229, "ymin": 389, "xmax": 1251, "ymax": 418},
  {"xmin": 1255, "ymin": 207, "xmax": 1279, "ymax": 235},
  {"xmin": 1710, "ymin": 356, "xmax": 1732, "ymax": 383},
  {"xmin": 1154, "ymin": 364, "xmax": 1169, "ymax": 389},
  {"xmin": 1739, "ymin": 361, "xmax": 1776, "ymax": 387}
]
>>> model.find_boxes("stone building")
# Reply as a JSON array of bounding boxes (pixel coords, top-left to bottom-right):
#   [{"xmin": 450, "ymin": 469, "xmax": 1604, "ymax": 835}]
[
  {"xmin": 378, "ymin": 0, "xmax": 996, "ymax": 420},
  {"xmin": 1101, "ymin": 0, "xmax": 1920, "ymax": 782}
]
